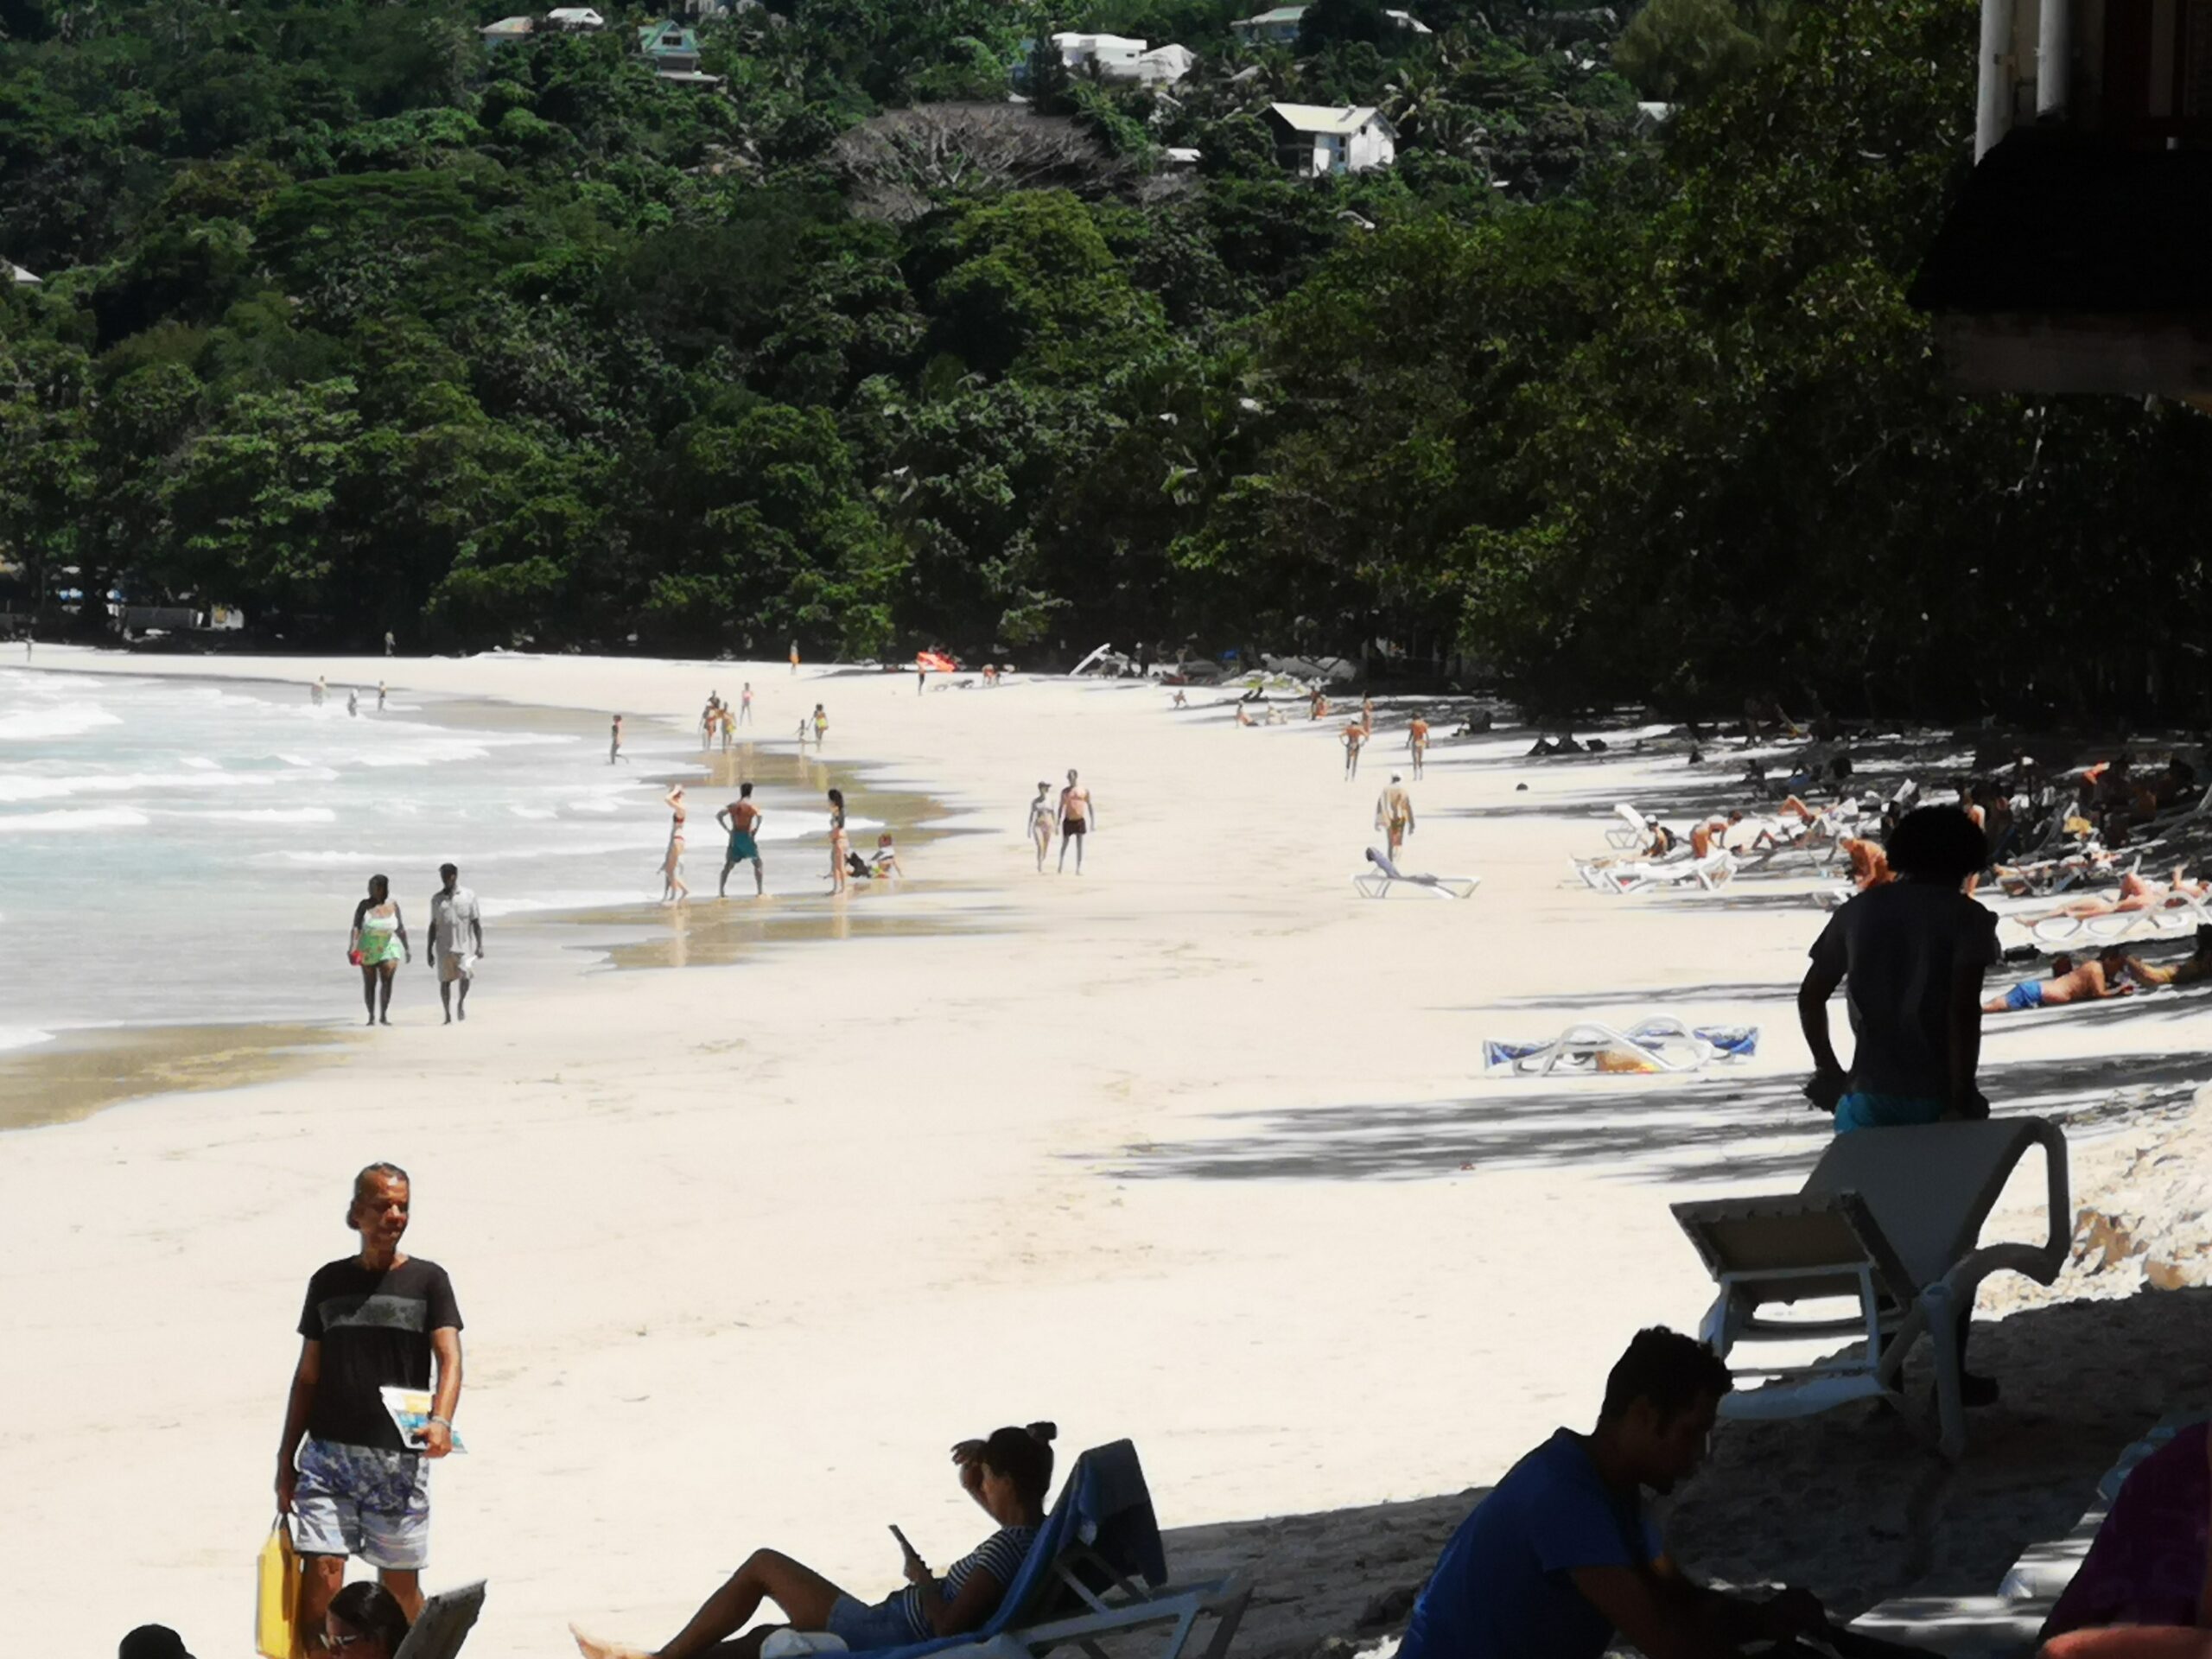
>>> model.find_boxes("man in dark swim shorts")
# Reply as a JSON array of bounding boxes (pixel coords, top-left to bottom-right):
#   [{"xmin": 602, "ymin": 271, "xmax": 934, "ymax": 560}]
[
  {"xmin": 1057, "ymin": 769, "xmax": 1094, "ymax": 874},
  {"xmin": 718, "ymin": 781, "xmax": 765, "ymax": 898}
]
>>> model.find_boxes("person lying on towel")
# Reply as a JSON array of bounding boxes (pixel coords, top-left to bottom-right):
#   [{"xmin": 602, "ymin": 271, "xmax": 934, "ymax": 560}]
[
  {"xmin": 573, "ymin": 1423, "xmax": 1056, "ymax": 1659},
  {"xmin": 1397, "ymin": 1328, "xmax": 1828, "ymax": 1659}
]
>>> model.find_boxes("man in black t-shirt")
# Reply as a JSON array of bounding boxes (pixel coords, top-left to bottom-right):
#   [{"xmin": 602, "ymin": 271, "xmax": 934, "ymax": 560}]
[{"xmin": 276, "ymin": 1163, "xmax": 464, "ymax": 1647}]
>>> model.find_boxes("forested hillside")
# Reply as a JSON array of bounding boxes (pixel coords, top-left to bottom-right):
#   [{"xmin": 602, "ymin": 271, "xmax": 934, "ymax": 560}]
[{"xmin": 3, "ymin": 0, "xmax": 2209, "ymax": 711}]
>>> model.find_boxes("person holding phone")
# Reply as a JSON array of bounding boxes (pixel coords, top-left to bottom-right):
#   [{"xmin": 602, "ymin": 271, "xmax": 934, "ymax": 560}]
[{"xmin": 573, "ymin": 1423, "xmax": 1057, "ymax": 1659}]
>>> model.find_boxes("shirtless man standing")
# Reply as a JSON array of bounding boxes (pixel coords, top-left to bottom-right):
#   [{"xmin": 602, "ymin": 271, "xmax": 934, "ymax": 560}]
[
  {"xmin": 1343, "ymin": 721, "xmax": 1366, "ymax": 780},
  {"xmin": 1375, "ymin": 774, "xmax": 1415, "ymax": 856},
  {"xmin": 1984, "ymin": 948, "xmax": 2134, "ymax": 1013},
  {"xmin": 717, "ymin": 782, "xmax": 765, "ymax": 898},
  {"xmin": 1058, "ymin": 769, "xmax": 1094, "ymax": 874},
  {"xmin": 609, "ymin": 715, "xmax": 626, "ymax": 765},
  {"xmin": 1407, "ymin": 713, "xmax": 1430, "ymax": 780}
]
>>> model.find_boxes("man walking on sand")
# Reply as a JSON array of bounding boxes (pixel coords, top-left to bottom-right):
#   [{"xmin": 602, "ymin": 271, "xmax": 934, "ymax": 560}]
[
  {"xmin": 1058, "ymin": 769, "xmax": 1094, "ymax": 874},
  {"xmin": 738, "ymin": 683, "xmax": 753, "ymax": 727},
  {"xmin": 609, "ymin": 714, "xmax": 626, "ymax": 765},
  {"xmin": 427, "ymin": 864, "xmax": 483, "ymax": 1024},
  {"xmin": 1408, "ymin": 712, "xmax": 1430, "ymax": 780},
  {"xmin": 718, "ymin": 781, "xmax": 765, "ymax": 898},
  {"xmin": 1343, "ymin": 721, "xmax": 1366, "ymax": 780},
  {"xmin": 1376, "ymin": 774, "xmax": 1415, "ymax": 857},
  {"xmin": 276, "ymin": 1164, "xmax": 463, "ymax": 1645}
]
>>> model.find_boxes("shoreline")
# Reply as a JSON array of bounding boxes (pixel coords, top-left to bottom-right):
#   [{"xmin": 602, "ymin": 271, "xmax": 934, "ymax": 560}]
[{"xmin": 7, "ymin": 645, "xmax": 2209, "ymax": 1658}]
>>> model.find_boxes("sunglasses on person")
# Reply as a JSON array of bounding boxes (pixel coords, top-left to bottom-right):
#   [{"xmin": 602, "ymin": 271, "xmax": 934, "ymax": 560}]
[{"xmin": 327, "ymin": 1631, "xmax": 375, "ymax": 1650}]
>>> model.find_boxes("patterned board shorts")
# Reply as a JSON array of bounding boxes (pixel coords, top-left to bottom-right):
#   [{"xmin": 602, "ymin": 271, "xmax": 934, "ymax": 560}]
[{"xmin": 291, "ymin": 1438, "xmax": 431, "ymax": 1569}]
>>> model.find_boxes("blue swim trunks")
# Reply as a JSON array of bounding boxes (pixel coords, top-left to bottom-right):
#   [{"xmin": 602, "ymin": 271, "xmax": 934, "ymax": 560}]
[
  {"xmin": 2001, "ymin": 979, "xmax": 2044, "ymax": 1012},
  {"xmin": 727, "ymin": 831, "xmax": 760, "ymax": 862},
  {"xmin": 1834, "ymin": 1092, "xmax": 1948, "ymax": 1134}
]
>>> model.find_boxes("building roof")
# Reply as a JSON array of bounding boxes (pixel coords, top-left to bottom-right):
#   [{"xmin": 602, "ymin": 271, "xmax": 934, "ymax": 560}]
[
  {"xmin": 481, "ymin": 14, "xmax": 535, "ymax": 34},
  {"xmin": 1138, "ymin": 43, "xmax": 1196, "ymax": 66},
  {"xmin": 1267, "ymin": 102, "xmax": 1389, "ymax": 137},
  {"xmin": 1237, "ymin": 6, "xmax": 1306, "ymax": 23},
  {"xmin": 4, "ymin": 258, "xmax": 38, "ymax": 285},
  {"xmin": 546, "ymin": 7, "xmax": 605, "ymax": 24},
  {"xmin": 1052, "ymin": 31, "xmax": 1147, "ymax": 50}
]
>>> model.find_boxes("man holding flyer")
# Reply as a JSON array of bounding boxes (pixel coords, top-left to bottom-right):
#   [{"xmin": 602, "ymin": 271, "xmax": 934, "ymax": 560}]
[{"xmin": 276, "ymin": 1163, "xmax": 464, "ymax": 1644}]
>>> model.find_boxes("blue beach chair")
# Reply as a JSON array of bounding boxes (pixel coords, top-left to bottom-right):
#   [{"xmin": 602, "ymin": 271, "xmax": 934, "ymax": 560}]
[{"xmin": 791, "ymin": 1441, "xmax": 1249, "ymax": 1659}]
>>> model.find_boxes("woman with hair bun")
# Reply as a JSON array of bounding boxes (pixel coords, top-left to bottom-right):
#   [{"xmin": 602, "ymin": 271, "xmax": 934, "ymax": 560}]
[{"xmin": 574, "ymin": 1423, "xmax": 1058, "ymax": 1659}]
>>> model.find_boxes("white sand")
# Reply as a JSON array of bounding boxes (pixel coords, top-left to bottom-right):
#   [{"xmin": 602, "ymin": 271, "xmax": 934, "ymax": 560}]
[{"xmin": 5, "ymin": 646, "xmax": 2208, "ymax": 1656}]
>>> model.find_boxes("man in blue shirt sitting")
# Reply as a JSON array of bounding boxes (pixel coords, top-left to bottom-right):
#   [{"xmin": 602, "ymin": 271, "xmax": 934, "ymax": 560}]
[{"xmin": 1397, "ymin": 1327, "xmax": 1827, "ymax": 1659}]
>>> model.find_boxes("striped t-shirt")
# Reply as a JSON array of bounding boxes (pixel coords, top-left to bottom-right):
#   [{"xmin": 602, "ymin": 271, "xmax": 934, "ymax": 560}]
[{"xmin": 897, "ymin": 1524, "xmax": 1038, "ymax": 1640}]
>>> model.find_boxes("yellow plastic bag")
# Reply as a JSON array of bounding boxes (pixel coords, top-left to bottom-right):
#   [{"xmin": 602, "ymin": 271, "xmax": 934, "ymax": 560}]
[{"xmin": 256, "ymin": 1516, "xmax": 300, "ymax": 1659}]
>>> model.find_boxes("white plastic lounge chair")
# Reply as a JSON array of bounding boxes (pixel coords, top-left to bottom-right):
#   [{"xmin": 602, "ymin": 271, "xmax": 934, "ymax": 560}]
[
  {"xmin": 395, "ymin": 1582, "xmax": 486, "ymax": 1659},
  {"xmin": 1484, "ymin": 1019, "xmax": 1758, "ymax": 1076},
  {"xmin": 2027, "ymin": 892, "xmax": 2212, "ymax": 944},
  {"xmin": 1604, "ymin": 803, "xmax": 1653, "ymax": 850},
  {"xmin": 1579, "ymin": 849, "xmax": 1735, "ymax": 895},
  {"xmin": 1354, "ymin": 846, "xmax": 1478, "ymax": 899},
  {"xmin": 1672, "ymin": 1116, "xmax": 2069, "ymax": 1459}
]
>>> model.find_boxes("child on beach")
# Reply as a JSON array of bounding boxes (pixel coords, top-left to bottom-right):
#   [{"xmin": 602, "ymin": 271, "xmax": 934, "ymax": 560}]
[
  {"xmin": 571, "ymin": 1425, "xmax": 1056, "ymax": 1659},
  {"xmin": 871, "ymin": 833, "xmax": 903, "ymax": 880}
]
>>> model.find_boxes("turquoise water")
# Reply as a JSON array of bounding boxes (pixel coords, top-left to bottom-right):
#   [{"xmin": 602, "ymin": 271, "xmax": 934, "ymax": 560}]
[{"xmin": 0, "ymin": 669, "xmax": 857, "ymax": 1045}]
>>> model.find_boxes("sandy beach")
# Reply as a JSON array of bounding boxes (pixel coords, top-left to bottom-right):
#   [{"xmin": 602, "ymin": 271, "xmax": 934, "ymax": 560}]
[{"xmin": 5, "ymin": 646, "xmax": 2209, "ymax": 1657}]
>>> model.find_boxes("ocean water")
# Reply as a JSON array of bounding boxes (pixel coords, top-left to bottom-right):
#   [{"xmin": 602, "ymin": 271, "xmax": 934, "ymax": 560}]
[{"xmin": 0, "ymin": 669, "xmax": 861, "ymax": 1046}]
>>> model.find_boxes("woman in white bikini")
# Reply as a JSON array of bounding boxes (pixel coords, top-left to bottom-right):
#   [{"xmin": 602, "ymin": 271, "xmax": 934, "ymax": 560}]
[
  {"xmin": 660, "ymin": 786, "xmax": 690, "ymax": 904},
  {"xmin": 1026, "ymin": 781, "xmax": 1055, "ymax": 873},
  {"xmin": 828, "ymin": 787, "xmax": 851, "ymax": 893}
]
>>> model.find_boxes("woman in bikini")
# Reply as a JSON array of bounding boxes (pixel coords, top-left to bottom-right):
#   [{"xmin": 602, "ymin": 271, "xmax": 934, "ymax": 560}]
[
  {"xmin": 828, "ymin": 786, "xmax": 850, "ymax": 893},
  {"xmin": 660, "ymin": 786, "xmax": 690, "ymax": 905},
  {"xmin": 348, "ymin": 874, "xmax": 410, "ymax": 1027}
]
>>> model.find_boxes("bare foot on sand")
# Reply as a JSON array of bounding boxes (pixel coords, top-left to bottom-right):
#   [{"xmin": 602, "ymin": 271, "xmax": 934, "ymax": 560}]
[{"xmin": 571, "ymin": 1624, "xmax": 654, "ymax": 1659}]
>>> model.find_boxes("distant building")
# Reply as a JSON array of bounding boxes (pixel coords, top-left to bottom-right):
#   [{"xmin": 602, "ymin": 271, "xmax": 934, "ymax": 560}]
[
  {"xmin": 480, "ymin": 14, "xmax": 536, "ymax": 47},
  {"xmin": 1911, "ymin": 0, "xmax": 2212, "ymax": 396},
  {"xmin": 3, "ymin": 258, "xmax": 39, "ymax": 286},
  {"xmin": 637, "ymin": 19, "xmax": 723, "ymax": 84},
  {"xmin": 1265, "ymin": 102, "xmax": 1396, "ymax": 175},
  {"xmin": 1232, "ymin": 4, "xmax": 1428, "ymax": 45},
  {"xmin": 545, "ymin": 7, "xmax": 606, "ymax": 29},
  {"xmin": 1042, "ymin": 33, "xmax": 1195, "ymax": 85}
]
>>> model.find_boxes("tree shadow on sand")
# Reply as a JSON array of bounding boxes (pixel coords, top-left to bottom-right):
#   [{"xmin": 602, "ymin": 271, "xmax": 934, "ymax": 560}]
[
  {"xmin": 1098, "ymin": 1050, "xmax": 2207, "ymax": 1184},
  {"xmin": 1166, "ymin": 1290, "xmax": 2212, "ymax": 1659}
]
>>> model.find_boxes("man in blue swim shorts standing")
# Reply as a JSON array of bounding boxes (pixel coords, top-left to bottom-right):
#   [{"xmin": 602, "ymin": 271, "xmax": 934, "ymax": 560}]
[
  {"xmin": 276, "ymin": 1163, "xmax": 463, "ymax": 1646},
  {"xmin": 718, "ymin": 780, "xmax": 765, "ymax": 898}
]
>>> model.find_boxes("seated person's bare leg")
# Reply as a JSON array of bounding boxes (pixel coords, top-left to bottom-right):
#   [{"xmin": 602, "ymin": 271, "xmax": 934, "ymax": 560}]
[{"xmin": 626, "ymin": 1548, "xmax": 846, "ymax": 1659}]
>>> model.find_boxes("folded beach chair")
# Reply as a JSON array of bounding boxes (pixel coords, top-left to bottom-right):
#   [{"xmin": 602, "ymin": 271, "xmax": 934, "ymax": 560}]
[
  {"xmin": 1671, "ymin": 1117, "xmax": 2069, "ymax": 1459},
  {"xmin": 795, "ymin": 1441, "xmax": 1249, "ymax": 1659},
  {"xmin": 395, "ymin": 1581, "xmax": 486, "ymax": 1659},
  {"xmin": 1578, "ymin": 849, "xmax": 1735, "ymax": 895},
  {"xmin": 1604, "ymin": 803, "xmax": 1652, "ymax": 850},
  {"xmin": 1354, "ymin": 846, "xmax": 1478, "ymax": 899},
  {"xmin": 1484, "ymin": 1019, "xmax": 1758, "ymax": 1076}
]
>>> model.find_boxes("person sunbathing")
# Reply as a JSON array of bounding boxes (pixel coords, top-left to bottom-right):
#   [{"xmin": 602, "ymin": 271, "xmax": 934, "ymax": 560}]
[
  {"xmin": 2036, "ymin": 1421, "xmax": 2212, "ymax": 1659},
  {"xmin": 2033, "ymin": 868, "xmax": 2207, "ymax": 922},
  {"xmin": 2126, "ymin": 925, "xmax": 2212, "ymax": 988},
  {"xmin": 1839, "ymin": 836, "xmax": 1892, "ymax": 891},
  {"xmin": 574, "ymin": 1425, "xmax": 1056, "ymax": 1659},
  {"xmin": 1984, "ymin": 949, "xmax": 2133, "ymax": 1013}
]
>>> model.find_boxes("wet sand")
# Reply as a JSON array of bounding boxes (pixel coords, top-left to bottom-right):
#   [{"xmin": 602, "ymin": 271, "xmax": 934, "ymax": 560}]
[{"xmin": 0, "ymin": 1020, "xmax": 356, "ymax": 1131}]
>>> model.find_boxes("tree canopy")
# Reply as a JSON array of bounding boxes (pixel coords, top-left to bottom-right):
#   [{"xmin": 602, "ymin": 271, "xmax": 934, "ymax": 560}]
[{"xmin": 3, "ymin": 0, "xmax": 2208, "ymax": 715}]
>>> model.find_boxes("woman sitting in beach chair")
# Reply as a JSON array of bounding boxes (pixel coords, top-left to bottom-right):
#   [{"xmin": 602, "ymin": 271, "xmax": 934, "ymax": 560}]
[
  {"xmin": 2037, "ymin": 1421, "xmax": 2212, "ymax": 1658},
  {"xmin": 573, "ymin": 1424, "xmax": 1056, "ymax": 1659}
]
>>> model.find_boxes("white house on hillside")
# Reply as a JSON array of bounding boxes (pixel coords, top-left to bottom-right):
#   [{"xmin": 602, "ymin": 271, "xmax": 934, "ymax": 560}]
[
  {"xmin": 1265, "ymin": 103, "xmax": 1396, "ymax": 174},
  {"xmin": 545, "ymin": 8, "xmax": 606, "ymax": 28},
  {"xmin": 1046, "ymin": 33, "xmax": 1195, "ymax": 84},
  {"xmin": 1233, "ymin": 4, "xmax": 1428, "ymax": 44}
]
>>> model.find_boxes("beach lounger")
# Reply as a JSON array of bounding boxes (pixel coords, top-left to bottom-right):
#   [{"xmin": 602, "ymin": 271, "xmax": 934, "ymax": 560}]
[
  {"xmin": 1672, "ymin": 1117, "xmax": 2069, "ymax": 1459},
  {"xmin": 1354, "ymin": 846, "xmax": 1478, "ymax": 899},
  {"xmin": 779, "ymin": 1441, "xmax": 1249, "ymax": 1659},
  {"xmin": 395, "ymin": 1581, "xmax": 486, "ymax": 1659},
  {"xmin": 2026, "ymin": 893, "xmax": 2212, "ymax": 944},
  {"xmin": 1604, "ymin": 803, "xmax": 1652, "ymax": 850},
  {"xmin": 1484, "ymin": 1018, "xmax": 1758, "ymax": 1076},
  {"xmin": 1577, "ymin": 849, "xmax": 1735, "ymax": 895}
]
